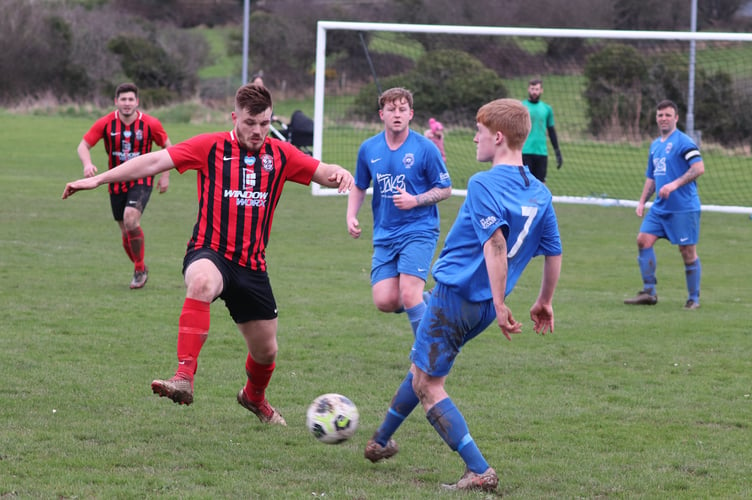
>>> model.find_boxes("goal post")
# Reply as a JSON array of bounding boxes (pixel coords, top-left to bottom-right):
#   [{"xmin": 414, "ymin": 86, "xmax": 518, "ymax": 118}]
[{"xmin": 312, "ymin": 21, "xmax": 752, "ymax": 214}]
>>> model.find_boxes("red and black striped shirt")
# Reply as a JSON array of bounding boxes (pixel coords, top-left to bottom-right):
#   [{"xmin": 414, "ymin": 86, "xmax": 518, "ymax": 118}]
[
  {"xmin": 83, "ymin": 110, "xmax": 169, "ymax": 194},
  {"xmin": 168, "ymin": 132, "xmax": 320, "ymax": 270}
]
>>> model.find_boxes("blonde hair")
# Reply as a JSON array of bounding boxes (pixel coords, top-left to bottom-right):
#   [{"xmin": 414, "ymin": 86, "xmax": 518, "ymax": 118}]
[{"xmin": 476, "ymin": 98, "xmax": 531, "ymax": 150}]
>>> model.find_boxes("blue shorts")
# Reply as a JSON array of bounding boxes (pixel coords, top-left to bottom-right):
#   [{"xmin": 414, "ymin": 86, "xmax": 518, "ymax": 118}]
[
  {"xmin": 410, "ymin": 282, "xmax": 496, "ymax": 377},
  {"xmin": 640, "ymin": 209, "xmax": 700, "ymax": 245},
  {"xmin": 371, "ymin": 232, "xmax": 437, "ymax": 285}
]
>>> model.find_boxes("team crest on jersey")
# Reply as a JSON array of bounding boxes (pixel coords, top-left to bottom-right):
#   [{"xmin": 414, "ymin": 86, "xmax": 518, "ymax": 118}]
[
  {"xmin": 402, "ymin": 153, "xmax": 415, "ymax": 169},
  {"xmin": 261, "ymin": 154, "xmax": 274, "ymax": 172},
  {"xmin": 665, "ymin": 142, "xmax": 673, "ymax": 154},
  {"xmin": 244, "ymin": 156, "xmax": 256, "ymax": 166},
  {"xmin": 136, "ymin": 130, "xmax": 143, "ymax": 141}
]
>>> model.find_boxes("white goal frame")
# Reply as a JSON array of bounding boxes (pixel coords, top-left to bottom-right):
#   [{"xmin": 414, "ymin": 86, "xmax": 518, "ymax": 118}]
[{"xmin": 311, "ymin": 21, "xmax": 752, "ymax": 214}]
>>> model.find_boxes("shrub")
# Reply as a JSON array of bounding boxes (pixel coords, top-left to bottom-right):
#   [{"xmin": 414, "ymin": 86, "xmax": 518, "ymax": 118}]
[
  {"xmin": 351, "ymin": 49, "xmax": 507, "ymax": 126},
  {"xmin": 583, "ymin": 41, "xmax": 750, "ymax": 147}
]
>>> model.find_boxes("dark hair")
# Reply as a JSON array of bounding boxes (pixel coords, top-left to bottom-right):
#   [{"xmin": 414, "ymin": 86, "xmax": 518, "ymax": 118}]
[
  {"xmin": 528, "ymin": 78, "xmax": 543, "ymax": 86},
  {"xmin": 115, "ymin": 82, "xmax": 138, "ymax": 99},
  {"xmin": 656, "ymin": 99, "xmax": 678, "ymax": 114},
  {"xmin": 235, "ymin": 83, "xmax": 273, "ymax": 115}
]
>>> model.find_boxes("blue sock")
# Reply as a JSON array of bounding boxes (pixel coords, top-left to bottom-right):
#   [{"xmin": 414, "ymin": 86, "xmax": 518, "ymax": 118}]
[
  {"xmin": 685, "ymin": 258, "xmax": 701, "ymax": 302},
  {"xmin": 372, "ymin": 372, "xmax": 419, "ymax": 446},
  {"xmin": 426, "ymin": 398, "xmax": 489, "ymax": 474},
  {"xmin": 638, "ymin": 248, "xmax": 657, "ymax": 295},
  {"xmin": 406, "ymin": 302, "xmax": 426, "ymax": 337}
]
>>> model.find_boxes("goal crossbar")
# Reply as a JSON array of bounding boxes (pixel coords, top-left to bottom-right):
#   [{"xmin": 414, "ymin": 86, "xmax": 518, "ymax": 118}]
[{"xmin": 312, "ymin": 21, "xmax": 752, "ymax": 215}]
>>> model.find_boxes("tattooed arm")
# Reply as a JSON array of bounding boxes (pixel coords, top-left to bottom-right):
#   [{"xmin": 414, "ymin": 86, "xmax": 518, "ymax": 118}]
[{"xmin": 392, "ymin": 186, "xmax": 452, "ymax": 210}]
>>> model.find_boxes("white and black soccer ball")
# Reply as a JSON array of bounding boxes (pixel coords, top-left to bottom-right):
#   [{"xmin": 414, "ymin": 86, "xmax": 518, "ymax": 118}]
[{"xmin": 306, "ymin": 393, "xmax": 359, "ymax": 444}]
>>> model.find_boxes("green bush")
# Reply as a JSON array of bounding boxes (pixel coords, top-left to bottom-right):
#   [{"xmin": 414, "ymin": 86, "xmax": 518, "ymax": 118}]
[
  {"xmin": 351, "ymin": 49, "xmax": 507, "ymax": 126},
  {"xmin": 583, "ymin": 43, "xmax": 649, "ymax": 139},
  {"xmin": 584, "ymin": 42, "xmax": 751, "ymax": 147}
]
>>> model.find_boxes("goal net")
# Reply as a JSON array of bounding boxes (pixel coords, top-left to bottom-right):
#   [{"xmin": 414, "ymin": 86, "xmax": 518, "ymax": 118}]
[{"xmin": 311, "ymin": 21, "xmax": 752, "ymax": 214}]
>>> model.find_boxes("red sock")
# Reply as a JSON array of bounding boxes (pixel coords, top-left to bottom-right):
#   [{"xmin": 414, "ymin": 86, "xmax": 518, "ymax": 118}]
[
  {"xmin": 243, "ymin": 356, "xmax": 275, "ymax": 404},
  {"xmin": 175, "ymin": 298, "xmax": 210, "ymax": 380},
  {"xmin": 122, "ymin": 234, "xmax": 136, "ymax": 262},
  {"xmin": 127, "ymin": 227, "xmax": 145, "ymax": 272}
]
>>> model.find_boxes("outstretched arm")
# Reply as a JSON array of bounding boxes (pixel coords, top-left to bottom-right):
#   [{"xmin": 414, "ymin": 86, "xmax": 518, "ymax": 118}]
[
  {"xmin": 529, "ymin": 254, "xmax": 561, "ymax": 334},
  {"xmin": 62, "ymin": 149, "xmax": 175, "ymax": 199},
  {"xmin": 311, "ymin": 162, "xmax": 354, "ymax": 193}
]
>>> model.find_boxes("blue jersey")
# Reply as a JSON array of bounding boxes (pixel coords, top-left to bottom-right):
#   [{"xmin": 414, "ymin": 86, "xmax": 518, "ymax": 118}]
[
  {"xmin": 646, "ymin": 129, "xmax": 702, "ymax": 214},
  {"xmin": 432, "ymin": 165, "xmax": 562, "ymax": 302},
  {"xmin": 355, "ymin": 129, "xmax": 451, "ymax": 243}
]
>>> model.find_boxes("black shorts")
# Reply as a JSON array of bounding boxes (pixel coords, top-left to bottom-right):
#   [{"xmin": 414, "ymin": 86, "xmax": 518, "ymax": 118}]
[
  {"xmin": 183, "ymin": 248, "xmax": 278, "ymax": 324},
  {"xmin": 109, "ymin": 184, "xmax": 153, "ymax": 221},
  {"xmin": 522, "ymin": 154, "xmax": 548, "ymax": 183}
]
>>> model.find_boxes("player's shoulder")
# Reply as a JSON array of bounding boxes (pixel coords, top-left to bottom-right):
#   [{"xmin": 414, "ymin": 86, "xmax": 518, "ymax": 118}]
[
  {"xmin": 675, "ymin": 129, "xmax": 697, "ymax": 147},
  {"xmin": 467, "ymin": 168, "xmax": 497, "ymax": 191},
  {"xmin": 357, "ymin": 131, "xmax": 386, "ymax": 154},
  {"xmin": 409, "ymin": 129, "xmax": 437, "ymax": 148}
]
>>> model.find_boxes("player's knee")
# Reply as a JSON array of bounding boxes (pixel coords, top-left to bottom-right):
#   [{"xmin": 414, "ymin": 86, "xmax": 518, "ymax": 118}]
[
  {"xmin": 372, "ymin": 289, "xmax": 401, "ymax": 312},
  {"xmin": 374, "ymin": 300, "xmax": 401, "ymax": 313}
]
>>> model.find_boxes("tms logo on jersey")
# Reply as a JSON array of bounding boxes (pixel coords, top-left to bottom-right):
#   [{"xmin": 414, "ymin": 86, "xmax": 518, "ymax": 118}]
[{"xmin": 376, "ymin": 172, "xmax": 406, "ymax": 196}]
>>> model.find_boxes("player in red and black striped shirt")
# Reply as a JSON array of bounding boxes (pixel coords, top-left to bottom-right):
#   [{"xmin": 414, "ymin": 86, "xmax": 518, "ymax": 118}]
[
  {"xmin": 63, "ymin": 84, "xmax": 353, "ymax": 425},
  {"xmin": 77, "ymin": 83, "xmax": 172, "ymax": 289}
]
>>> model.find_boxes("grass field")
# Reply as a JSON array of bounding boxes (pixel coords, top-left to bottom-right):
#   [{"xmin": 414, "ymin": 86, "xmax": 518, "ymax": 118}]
[{"xmin": 1, "ymin": 113, "xmax": 751, "ymax": 498}]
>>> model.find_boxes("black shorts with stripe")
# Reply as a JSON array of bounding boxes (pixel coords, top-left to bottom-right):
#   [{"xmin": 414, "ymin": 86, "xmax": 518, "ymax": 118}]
[{"xmin": 109, "ymin": 184, "xmax": 152, "ymax": 221}]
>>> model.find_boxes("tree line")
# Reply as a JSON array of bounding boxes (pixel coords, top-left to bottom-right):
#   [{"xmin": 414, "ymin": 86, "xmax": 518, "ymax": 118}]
[{"xmin": 0, "ymin": 0, "xmax": 747, "ymax": 106}]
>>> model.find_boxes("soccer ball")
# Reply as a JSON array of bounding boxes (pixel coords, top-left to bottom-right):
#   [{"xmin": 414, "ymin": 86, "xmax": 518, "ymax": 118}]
[{"xmin": 306, "ymin": 393, "xmax": 359, "ymax": 444}]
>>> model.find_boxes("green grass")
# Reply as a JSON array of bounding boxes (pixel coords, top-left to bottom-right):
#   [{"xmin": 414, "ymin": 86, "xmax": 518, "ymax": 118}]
[
  {"xmin": 193, "ymin": 25, "xmax": 243, "ymax": 80},
  {"xmin": 1, "ymin": 113, "xmax": 751, "ymax": 498},
  {"xmin": 370, "ymin": 31, "xmax": 426, "ymax": 61}
]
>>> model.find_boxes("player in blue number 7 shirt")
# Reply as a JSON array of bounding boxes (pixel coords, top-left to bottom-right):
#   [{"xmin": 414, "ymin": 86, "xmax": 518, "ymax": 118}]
[{"xmin": 363, "ymin": 98, "xmax": 563, "ymax": 492}]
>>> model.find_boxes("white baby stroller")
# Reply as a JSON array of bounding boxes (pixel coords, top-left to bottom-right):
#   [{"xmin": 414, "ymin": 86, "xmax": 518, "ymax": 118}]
[{"xmin": 270, "ymin": 110, "xmax": 314, "ymax": 156}]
